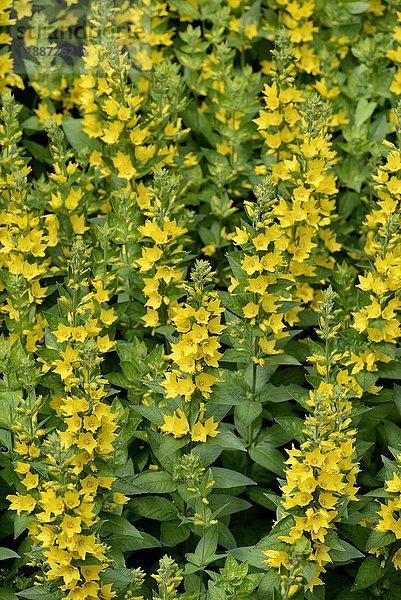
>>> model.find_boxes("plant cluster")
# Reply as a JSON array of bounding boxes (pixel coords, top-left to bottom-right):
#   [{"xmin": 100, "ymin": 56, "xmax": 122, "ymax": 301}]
[{"xmin": 1, "ymin": 0, "xmax": 401, "ymax": 599}]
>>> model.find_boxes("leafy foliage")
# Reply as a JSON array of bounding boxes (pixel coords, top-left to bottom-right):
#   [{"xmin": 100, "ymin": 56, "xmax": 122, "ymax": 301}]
[{"xmin": 0, "ymin": 0, "xmax": 401, "ymax": 599}]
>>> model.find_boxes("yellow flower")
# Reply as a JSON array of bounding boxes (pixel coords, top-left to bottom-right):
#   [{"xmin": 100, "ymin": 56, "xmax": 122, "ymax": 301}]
[
  {"xmin": 22, "ymin": 471, "xmax": 39, "ymax": 490},
  {"xmin": 81, "ymin": 564, "xmax": 104, "ymax": 582},
  {"xmin": 241, "ymin": 255, "xmax": 261, "ymax": 275},
  {"xmin": 65, "ymin": 187, "xmax": 83, "ymax": 210},
  {"xmin": 47, "ymin": 563, "xmax": 80, "ymax": 586},
  {"xmin": 70, "ymin": 213, "xmax": 89, "ymax": 235},
  {"xmin": 6, "ymin": 493, "xmax": 36, "ymax": 515},
  {"xmin": 160, "ymin": 409, "xmax": 190, "ymax": 438},
  {"xmin": 96, "ymin": 334, "xmax": 116, "ymax": 353},
  {"xmin": 175, "ymin": 376, "xmax": 196, "ymax": 401},
  {"xmin": 136, "ymin": 246, "xmax": 163, "ymax": 272},
  {"xmin": 76, "ymin": 432, "xmax": 97, "ymax": 454},
  {"xmin": 99, "ymin": 308, "xmax": 117, "ymax": 326},
  {"xmin": 142, "ymin": 308, "xmax": 159, "ymax": 328},
  {"xmin": 112, "ymin": 151, "xmax": 137, "ymax": 180},
  {"xmin": 195, "ymin": 372, "xmax": 219, "ymax": 398},
  {"xmin": 386, "ymin": 473, "xmax": 401, "ymax": 493},
  {"xmin": 191, "ymin": 417, "xmax": 219, "ymax": 443},
  {"xmin": 61, "ymin": 515, "xmax": 82, "ymax": 538},
  {"xmin": 54, "ymin": 323, "xmax": 72, "ymax": 342},
  {"xmin": 263, "ymin": 549, "xmax": 291, "ymax": 570},
  {"xmin": 112, "ymin": 493, "xmax": 130, "ymax": 506},
  {"xmin": 15, "ymin": 462, "xmax": 30, "ymax": 474},
  {"xmin": 243, "ymin": 301, "xmax": 259, "ymax": 319},
  {"xmin": 64, "ymin": 490, "xmax": 80, "ymax": 509},
  {"xmin": 393, "ymin": 548, "xmax": 401, "ymax": 569},
  {"xmin": 101, "ymin": 120, "xmax": 124, "ymax": 144}
]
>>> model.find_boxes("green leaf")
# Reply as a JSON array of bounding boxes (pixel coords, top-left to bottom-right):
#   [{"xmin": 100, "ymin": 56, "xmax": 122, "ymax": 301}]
[
  {"xmin": 16, "ymin": 590, "xmax": 59, "ymax": 599},
  {"xmin": 354, "ymin": 370, "xmax": 377, "ymax": 392},
  {"xmin": 235, "ymin": 401, "xmax": 262, "ymax": 428},
  {"xmin": 259, "ymin": 384, "xmax": 294, "ymax": 404},
  {"xmin": 275, "ymin": 417, "xmax": 305, "ymax": 442},
  {"xmin": 101, "ymin": 514, "xmax": 142, "ymax": 538},
  {"xmin": 378, "ymin": 362, "xmax": 401, "ymax": 380},
  {"xmin": 22, "ymin": 115, "xmax": 41, "ymax": 131},
  {"xmin": 229, "ymin": 546, "xmax": 269, "ymax": 570},
  {"xmin": 158, "ymin": 436, "xmax": 188, "ymax": 462},
  {"xmin": 306, "ymin": 588, "xmax": 324, "ymax": 600},
  {"xmin": 107, "ymin": 532, "xmax": 160, "ymax": 552},
  {"xmin": 120, "ymin": 361, "xmax": 140, "ymax": 382},
  {"xmin": 107, "ymin": 372, "xmax": 131, "ymax": 389},
  {"xmin": 160, "ymin": 520, "xmax": 190, "ymax": 546},
  {"xmin": 206, "ymin": 583, "xmax": 227, "ymax": 600},
  {"xmin": 330, "ymin": 539, "xmax": 364, "ymax": 563},
  {"xmin": 352, "ymin": 556, "xmax": 383, "ymax": 590},
  {"xmin": 345, "ymin": 1, "xmax": 370, "ymax": 13},
  {"xmin": 0, "ymin": 548, "xmax": 19, "ymax": 561},
  {"xmin": 265, "ymin": 354, "xmax": 300, "ymax": 366},
  {"xmin": 208, "ymin": 495, "xmax": 251, "ymax": 517},
  {"xmin": 103, "ymin": 567, "xmax": 136, "ymax": 589},
  {"xmin": 132, "ymin": 496, "xmax": 176, "ymax": 521},
  {"xmin": 22, "ymin": 140, "xmax": 52, "ymax": 165},
  {"xmin": 206, "ymin": 430, "xmax": 246, "ymax": 452},
  {"xmin": 0, "ymin": 589, "xmax": 17, "ymax": 600},
  {"xmin": 257, "ymin": 571, "xmax": 280, "ymax": 598},
  {"xmin": 0, "ymin": 429, "xmax": 12, "ymax": 451},
  {"xmin": 186, "ymin": 527, "xmax": 220, "ymax": 569},
  {"xmin": 354, "ymin": 99, "xmax": 377, "ymax": 128},
  {"xmin": 393, "ymin": 384, "xmax": 401, "ymax": 417},
  {"xmin": 14, "ymin": 514, "xmax": 33, "ymax": 539},
  {"xmin": 249, "ymin": 445, "xmax": 284, "ymax": 476},
  {"xmin": 0, "ymin": 392, "xmax": 21, "ymax": 428},
  {"xmin": 268, "ymin": 515, "xmax": 294, "ymax": 539},
  {"xmin": 209, "ymin": 387, "xmax": 242, "ymax": 405},
  {"xmin": 365, "ymin": 530, "xmax": 395, "ymax": 551},
  {"xmin": 115, "ymin": 471, "xmax": 177, "ymax": 495},
  {"xmin": 210, "ymin": 468, "xmax": 256, "ymax": 488},
  {"xmin": 222, "ymin": 348, "xmax": 250, "ymax": 364},
  {"xmin": 131, "ymin": 405, "xmax": 165, "ymax": 426}
]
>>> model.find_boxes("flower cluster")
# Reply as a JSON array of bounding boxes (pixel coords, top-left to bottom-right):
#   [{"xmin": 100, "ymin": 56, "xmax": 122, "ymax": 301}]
[
  {"xmin": 135, "ymin": 168, "xmax": 189, "ymax": 329},
  {"xmin": 159, "ymin": 260, "xmax": 223, "ymax": 442},
  {"xmin": 229, "ymin": 177, "xmax": 291, "ymax": 361},
  {"xmin": 265, "ymin": 0, "xmax": 319, "ymax": 75},
  {"xmin": 352, "ymin": 138, "xmax": 401, "ymax": 346},
  {"xmin": 0, "ymin": 0, "xmax": 24, "ymax": 93},
  {"xmin": 265, "ymin": 289, "xmax": 359, "ymax": 596},
  {"xmin": 7, "ymin": 242, "xmax": 122, "ymax": 599},
  {"xmin": 0, "ymin": 94, "xmax": 56, "ymax": 350}
]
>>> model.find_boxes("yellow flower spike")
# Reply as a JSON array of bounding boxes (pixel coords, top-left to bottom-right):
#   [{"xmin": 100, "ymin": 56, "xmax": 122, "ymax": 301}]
[{"xmin": 269, "ymin": 289, "xmax": 359, "ymax": 592}]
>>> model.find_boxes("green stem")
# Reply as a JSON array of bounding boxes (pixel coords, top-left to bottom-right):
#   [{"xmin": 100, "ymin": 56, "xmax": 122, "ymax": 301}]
[{"xmin": 247, "ymin": 338, "xmax": 258, "ymax": 449}]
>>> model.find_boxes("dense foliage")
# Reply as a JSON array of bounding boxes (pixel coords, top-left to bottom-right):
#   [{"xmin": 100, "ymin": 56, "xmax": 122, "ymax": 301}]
[{"xmin": 1, "ymin": 0, "xmax": 401, "ymax": 598}]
